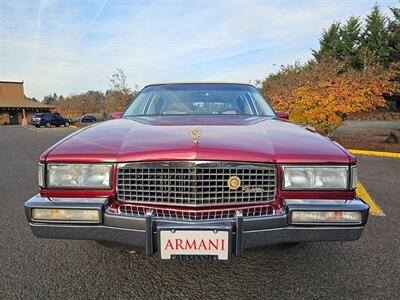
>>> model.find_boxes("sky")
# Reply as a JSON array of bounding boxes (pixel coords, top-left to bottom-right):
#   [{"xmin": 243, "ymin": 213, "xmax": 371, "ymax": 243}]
[{"xmin": 0, "ymin": 0, "xmax": 398, "ymax": 99}]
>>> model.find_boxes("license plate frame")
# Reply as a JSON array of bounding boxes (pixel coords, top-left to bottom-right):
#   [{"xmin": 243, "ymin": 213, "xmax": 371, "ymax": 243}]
[{"xmin": 157, "ymin": 226, "xmax": 232, "ymax": 262}]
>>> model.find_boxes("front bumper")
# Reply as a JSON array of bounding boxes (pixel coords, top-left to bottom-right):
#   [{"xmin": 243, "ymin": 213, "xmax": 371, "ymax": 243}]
[{"xmin": 25, "ymin": 195, "xmax": 369, "ymax": 256}]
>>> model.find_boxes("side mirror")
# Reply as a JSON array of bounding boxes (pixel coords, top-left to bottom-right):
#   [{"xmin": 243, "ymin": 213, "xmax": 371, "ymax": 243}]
[
  {"xmin": 112, "ymin": 112, "xmax": 123, "ymax": 119},
  {"xmin": 276, "ymin": 111, "xmax": 289, "ymax": 120}
]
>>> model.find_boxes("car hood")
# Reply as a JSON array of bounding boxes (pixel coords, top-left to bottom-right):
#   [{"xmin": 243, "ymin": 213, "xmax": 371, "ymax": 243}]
[{"xmin": 43, "ymin": 115, "xmax": 352, "ymax": 163}]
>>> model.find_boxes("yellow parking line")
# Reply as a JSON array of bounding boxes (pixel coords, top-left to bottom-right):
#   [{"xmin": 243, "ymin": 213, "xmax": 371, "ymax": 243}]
[
  {"xmin": 69, "ymin": 125, "xmax": 77, "ymax": 128},
  {"xmin": 356, "ymin": 182, "xmax": 385, "ymax": 216},
  {"xmin": 349, "ymin": 149, "xmax": 400, "ymax": 158}
]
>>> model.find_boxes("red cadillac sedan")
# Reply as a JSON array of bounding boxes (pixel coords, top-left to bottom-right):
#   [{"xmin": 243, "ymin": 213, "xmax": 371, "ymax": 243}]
[{"xmin": 25, "ymin": 83, "xmax": 369, "ymax": 262}]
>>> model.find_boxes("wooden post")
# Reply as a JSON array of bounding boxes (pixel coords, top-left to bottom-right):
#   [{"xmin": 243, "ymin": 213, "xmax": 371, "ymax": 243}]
[{"xmin": 22, "ymin": 108, "xmax": 28, "ymax": 126}]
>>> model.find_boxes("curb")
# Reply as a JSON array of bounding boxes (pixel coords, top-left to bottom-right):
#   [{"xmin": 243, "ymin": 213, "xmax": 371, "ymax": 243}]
[
  {"xmin": 348, "ymin": 149, "xmax": 400, "ymax": 158},
  {"xmin": 356, "ymin": 182, "xmax": 385, "ymax": 216}
]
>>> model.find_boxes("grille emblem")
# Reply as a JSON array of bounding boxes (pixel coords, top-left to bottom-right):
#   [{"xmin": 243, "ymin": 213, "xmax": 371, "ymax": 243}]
[
  {"xmin": 189, "ymin": 127, "xmax": 202, "ymax": 145},
  {"xmin": 242, "ymin": 186, "xmax": 265, "ymax": 193},
  {"xmin": 227, "ymin": 176, "xmax": 241, "ymax": 190}
]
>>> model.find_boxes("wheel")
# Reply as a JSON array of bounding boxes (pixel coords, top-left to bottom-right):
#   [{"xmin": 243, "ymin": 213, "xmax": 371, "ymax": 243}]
[
  {"xmin": 45, "ymin": 122, "xmax": 51, "ymax": 128},
  {"xmin": 56, "ymin": 124, "xmax": 60, "ymax": 127},
  {"xmin": 35, "ymin": 125, "xmax": 40, "ymax": 128},
  {"xmin": 64, "ymin": 121, "xmax": 70, "ymax": 127}
]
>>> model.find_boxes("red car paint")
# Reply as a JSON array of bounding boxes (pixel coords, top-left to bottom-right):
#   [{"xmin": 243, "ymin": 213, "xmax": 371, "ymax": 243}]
[{"xmin": 40, "ymin": 115, "xmax": 356, "ymax": 204}]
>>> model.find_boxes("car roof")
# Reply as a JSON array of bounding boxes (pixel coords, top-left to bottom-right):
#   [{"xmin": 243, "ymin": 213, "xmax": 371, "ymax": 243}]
[{"xmin": 142, "ymin": 82, "xmax": 256, "ymax": 89}]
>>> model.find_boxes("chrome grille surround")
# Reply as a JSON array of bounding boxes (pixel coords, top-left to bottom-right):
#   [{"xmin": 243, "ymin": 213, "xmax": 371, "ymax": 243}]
[
  {"xmin": 116, "ymin": 161, "xmax": 277, "ymax": 206},
  {"xmin": 114, "ymin": 204, "xmax": 283, "ymax": 221}
]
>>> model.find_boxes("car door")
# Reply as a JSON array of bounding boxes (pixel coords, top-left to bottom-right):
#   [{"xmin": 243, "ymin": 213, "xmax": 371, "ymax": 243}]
[
  {"xmin": 56, "ymin": 115, "xmax": 63, "ymax": 125},
  {"xmin": 50, "ymin": 115, "xmax": 59, "ymax": 125},
  {"xmin": 41, "ymin": 114, "xmax": 49, "ymax": 125}
]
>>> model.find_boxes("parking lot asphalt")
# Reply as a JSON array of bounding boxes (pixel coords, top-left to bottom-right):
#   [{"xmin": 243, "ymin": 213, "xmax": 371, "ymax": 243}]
[
  {"xmin": 334, "ymin": 120, "xmax": 400, "ymax": 139},
  {"xmin": 0, "ymin": 126, "xmax": 399, "ymax": 299}
]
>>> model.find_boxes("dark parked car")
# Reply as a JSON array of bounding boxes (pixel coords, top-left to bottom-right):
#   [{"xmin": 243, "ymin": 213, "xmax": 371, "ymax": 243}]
[
  {"xmin": 81, "ymin": 115, "xmax": 97, "ymax": 123},
  {"xmin": 32, "ymin": 113, "xmax": 70, "ymax": 128}
]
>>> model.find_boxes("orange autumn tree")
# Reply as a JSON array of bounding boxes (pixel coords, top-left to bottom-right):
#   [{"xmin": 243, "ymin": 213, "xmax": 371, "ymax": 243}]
[
  {"xmin": 55, "ymin": 69, "xmax": 138, "ymax": 120},
  {"xmin": 261, "ymin": 59, "xmax": 397, "ymax": 133}
]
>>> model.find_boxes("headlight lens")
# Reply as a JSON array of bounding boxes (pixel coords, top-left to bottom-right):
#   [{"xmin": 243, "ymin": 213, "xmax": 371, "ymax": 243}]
[
  {"xmin": 282, "ymin": 166, "xmax": 348, "ymax": 190},
  {"xmin": 47, "ymin": 164, "xmax": 112, "ymax": 189}
]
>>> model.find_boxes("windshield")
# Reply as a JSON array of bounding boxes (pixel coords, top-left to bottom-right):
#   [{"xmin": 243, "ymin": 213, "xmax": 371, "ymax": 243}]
[
  {"xmin": 33, "ymin": 113, "xmax": 47, "ymax": 119},
  {"xmin": 123, "ymin": 84, "xmax": 276, "ymax": 117}
]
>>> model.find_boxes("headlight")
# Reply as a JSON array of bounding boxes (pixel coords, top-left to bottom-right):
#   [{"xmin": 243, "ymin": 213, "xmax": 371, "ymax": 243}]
[
  {"xmin": 282, "ymin": 165, "xmax": 348, "ymax": 190},
  {"xmin": 47, "ymin": 164, "xmax": 112, "ymax": 189}
]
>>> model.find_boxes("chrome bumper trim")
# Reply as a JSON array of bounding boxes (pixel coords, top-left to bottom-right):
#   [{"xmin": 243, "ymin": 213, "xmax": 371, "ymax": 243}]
[
  {"xmin": 49, "ymin": 197, "xmax": 108, "ymax": 203},
  {"xmin": 25, "ymin": 195, "xmax": 369, "ymax": 256}
]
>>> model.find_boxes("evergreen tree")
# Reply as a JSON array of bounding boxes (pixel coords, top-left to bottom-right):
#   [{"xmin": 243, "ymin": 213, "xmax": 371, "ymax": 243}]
[
  {"xmin": 43, "ymin": 93, "xmax": 58, "ymax": 104},
  {"xmin": 312, "ymin": 22, "xmax": 343, "ymax": 61},
  {"xmin": 388, "ymin": 2, "xmax": 400, "ymax": 64},
  {"xmin": 388, "ymin": 2, "xmax": 400, "ymax": 108},
  {"xmin": 43, "ymin": 94, "xmax": 54, "ymax": 104},
  {"xmin": 362, "ymin": 4, "xmax": 390, "ymax": 67},
  {"xmin": 341, "ymin": 16, "xmax": 363, "ymax": 68}
]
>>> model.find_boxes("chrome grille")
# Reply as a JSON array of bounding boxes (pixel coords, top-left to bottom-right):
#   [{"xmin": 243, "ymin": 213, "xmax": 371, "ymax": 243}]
[
  {"xmin": 114, "ymin": 204, "xmax": 282, "ymax": 221},
  {"xmin": 117, "ymin": 161, "xmax": 276, "ymax": 206}
]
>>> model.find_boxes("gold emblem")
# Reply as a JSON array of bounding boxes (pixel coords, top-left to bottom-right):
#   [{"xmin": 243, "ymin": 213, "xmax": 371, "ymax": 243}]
[
  {"xmin": 227, "ymin": 176, "xmax": 241, "ymax": 190},
  {"xmin": 190, "ymin": 127, "xmax": 202, "ymax": 145}
]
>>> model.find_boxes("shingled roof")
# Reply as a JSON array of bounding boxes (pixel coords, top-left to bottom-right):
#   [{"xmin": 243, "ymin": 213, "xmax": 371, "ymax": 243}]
[{"xmin": 0, "ymin": 81, "xmax": 55, "ymax": 109}]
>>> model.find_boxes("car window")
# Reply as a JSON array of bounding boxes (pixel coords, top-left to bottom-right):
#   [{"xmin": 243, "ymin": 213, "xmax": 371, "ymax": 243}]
[{"xmin": 124, "ymin": 84, "xmax": 276, "ymax": 117}]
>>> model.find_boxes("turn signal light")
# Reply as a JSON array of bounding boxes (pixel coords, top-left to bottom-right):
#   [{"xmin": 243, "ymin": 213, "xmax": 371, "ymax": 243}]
[
  {"xmin": 32, "ymin": 208, "xmax": 100, "ymax": 222},
  {"xmin": 291, "ymin": 211, "xmax": 362, "ymax": 224}
]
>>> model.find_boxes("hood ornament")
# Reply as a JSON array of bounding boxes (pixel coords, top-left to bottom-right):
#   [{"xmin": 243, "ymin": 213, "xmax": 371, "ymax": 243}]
[{"xmin": 189, "ymin": 127, "xmax": 202, "ymax": 145}]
